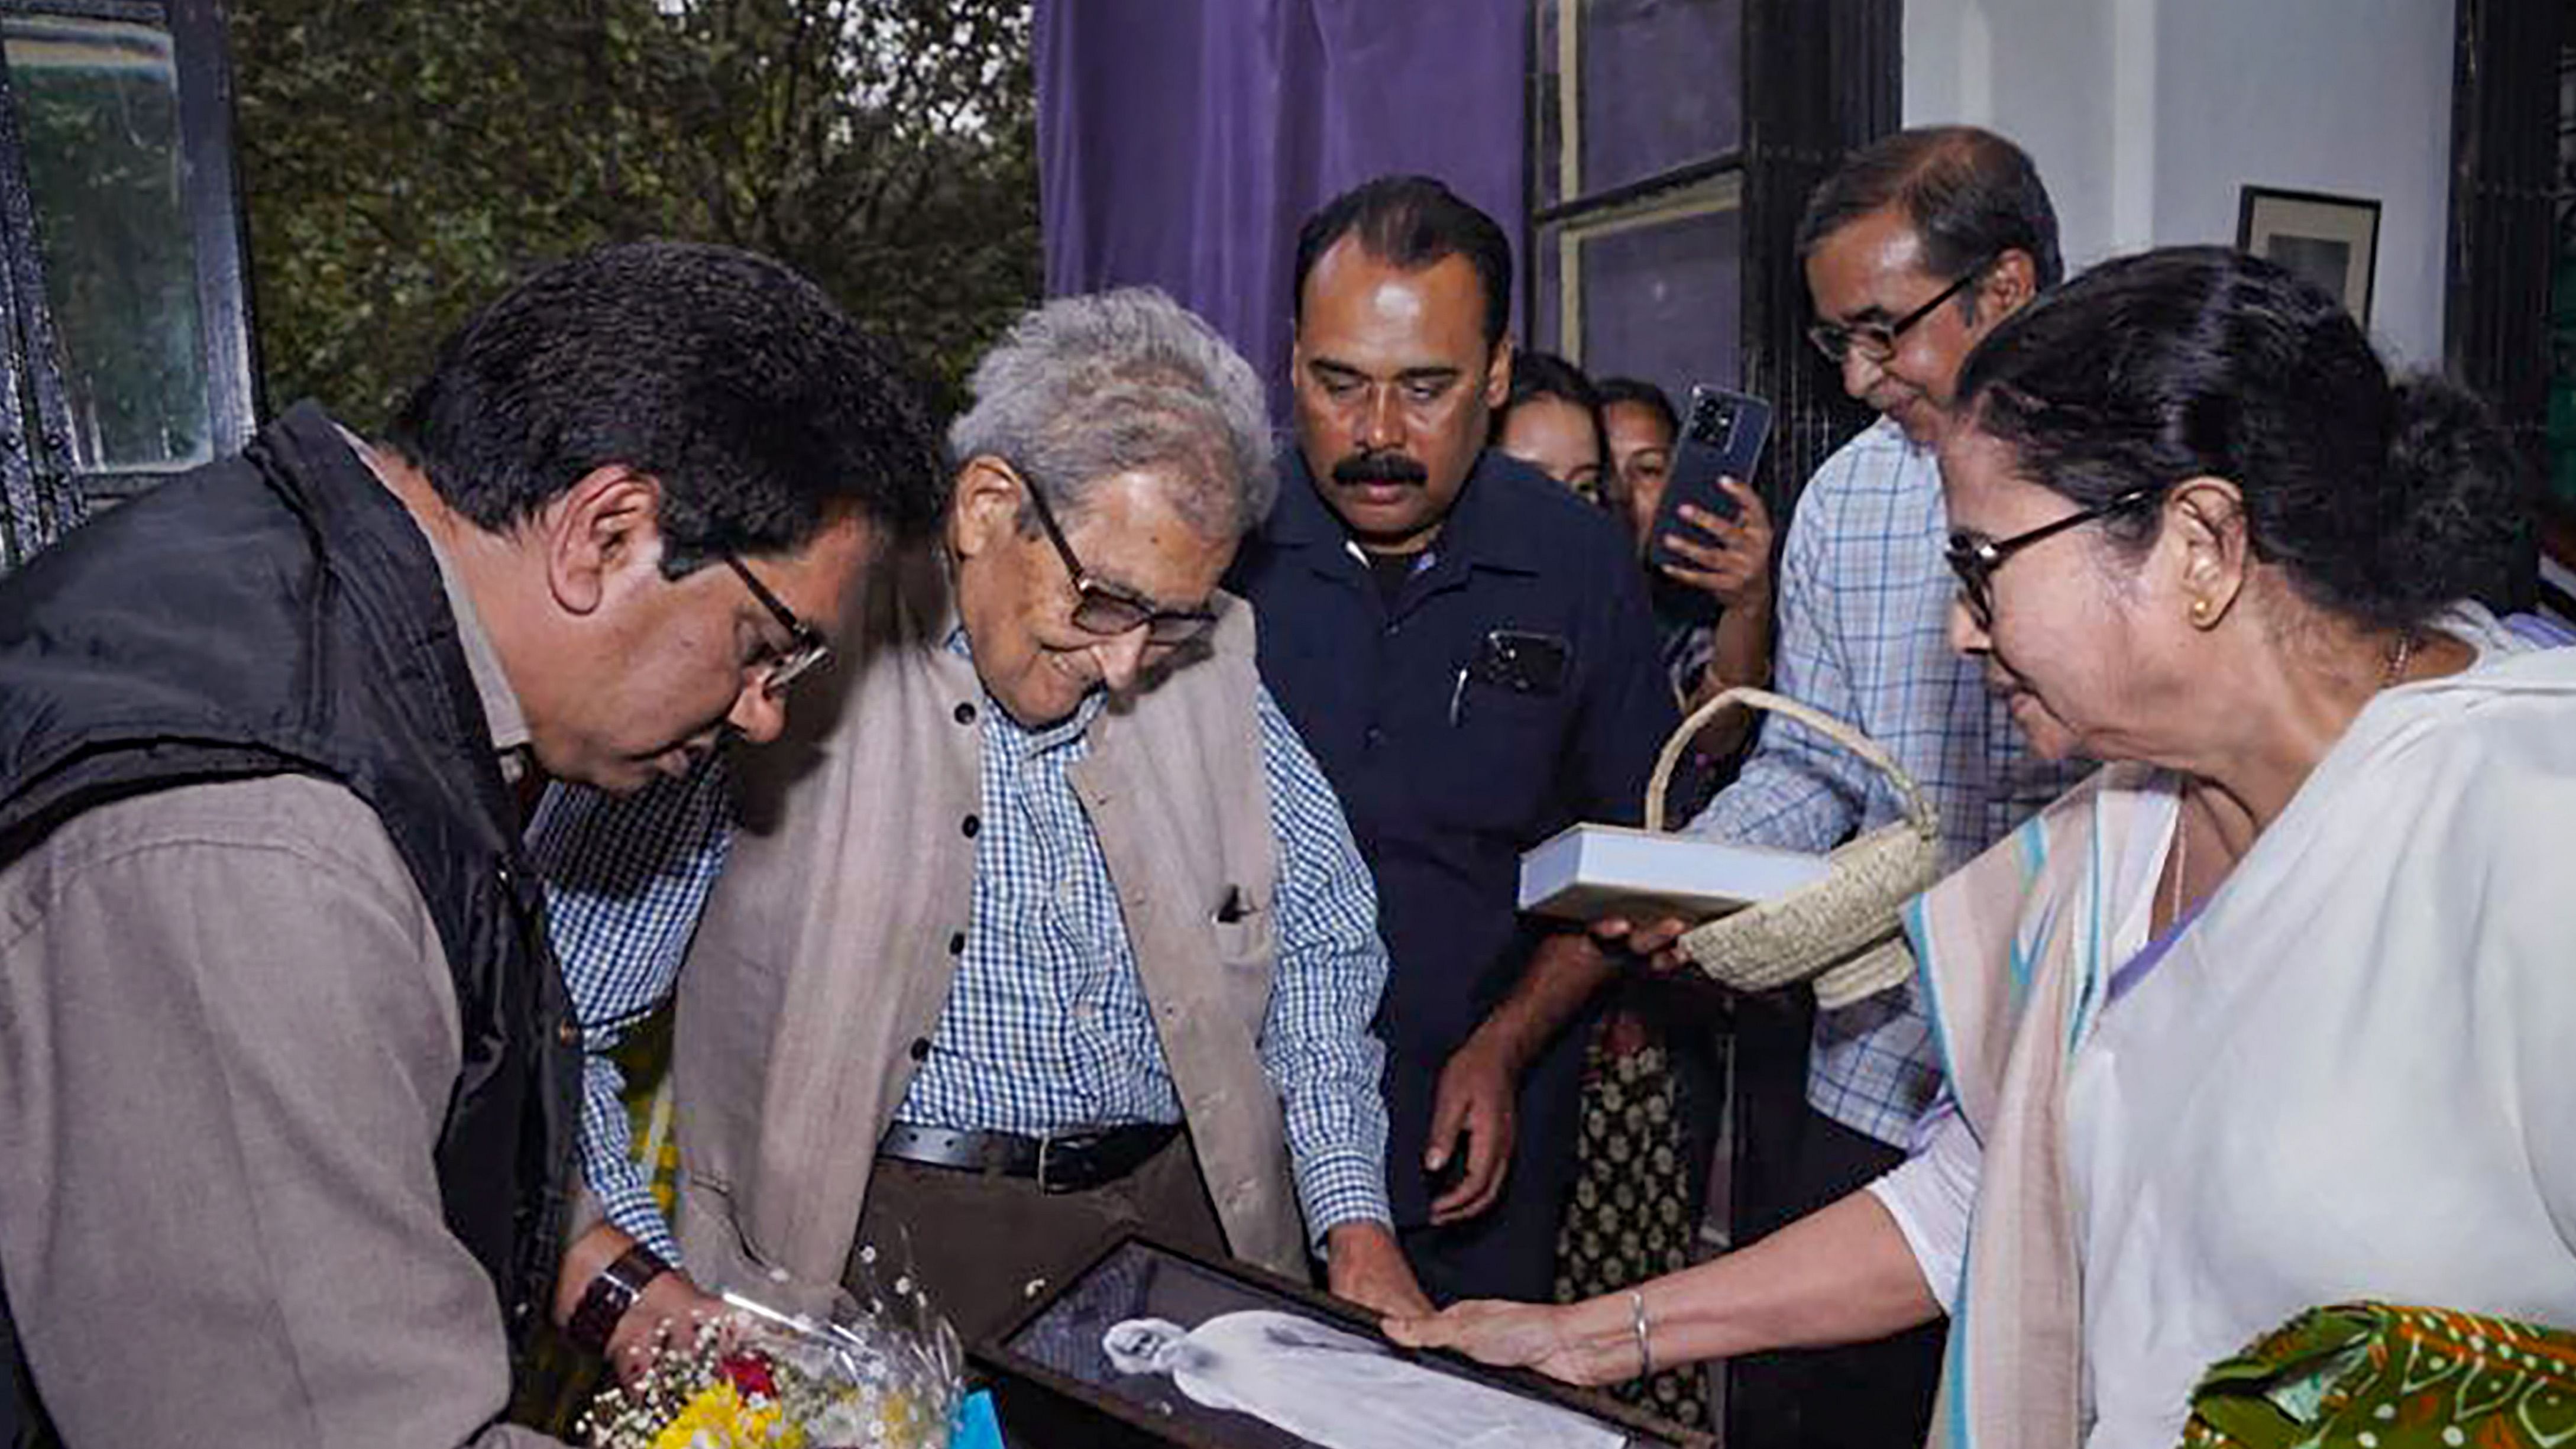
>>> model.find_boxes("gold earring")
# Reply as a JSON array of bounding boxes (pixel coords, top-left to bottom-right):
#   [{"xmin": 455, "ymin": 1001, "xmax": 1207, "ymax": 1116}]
[{"xmin": 2190, "ymin": 598, "xmax": 2212, "ymax": 623}]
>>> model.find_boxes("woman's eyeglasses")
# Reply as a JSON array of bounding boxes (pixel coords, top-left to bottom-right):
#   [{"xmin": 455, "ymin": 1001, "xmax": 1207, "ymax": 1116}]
[{"xmin": 1944, "ymin": 486, "xmax": 2158, "ymax": 628}]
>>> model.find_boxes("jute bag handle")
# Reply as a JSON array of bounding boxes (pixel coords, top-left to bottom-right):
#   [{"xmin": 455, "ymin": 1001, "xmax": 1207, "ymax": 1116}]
[
  {"xmin": 1637, "ymin": 686, "xmax": 1944, "ymax": 1008},
  {"xmin": 1645, "ymin": 686, "xmax": 1936, "ymax": 836}
]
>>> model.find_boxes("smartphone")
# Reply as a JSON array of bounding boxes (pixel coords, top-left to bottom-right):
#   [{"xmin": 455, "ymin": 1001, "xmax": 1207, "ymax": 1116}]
[
  {"xmin": 1468, "ymin": 629, "xmax": 1571, "ymax": 696},
  {"xmin": 1646, "ymin": 384, "xmax": 1772, "ymax": 574},
  {"xmin": 1451, "ymin": 629, "xmax": 1572, "ymax": 725}
]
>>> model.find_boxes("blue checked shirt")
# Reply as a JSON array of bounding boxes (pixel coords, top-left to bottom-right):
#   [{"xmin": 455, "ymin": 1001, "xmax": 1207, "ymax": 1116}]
[
  {"xmin": 1687, "ymin": 418, "xmax": 2093, "ymax": 1147},
  {"xmin": 529, "ymin": 659, "xmax": 1394, "ymax": 1264}
]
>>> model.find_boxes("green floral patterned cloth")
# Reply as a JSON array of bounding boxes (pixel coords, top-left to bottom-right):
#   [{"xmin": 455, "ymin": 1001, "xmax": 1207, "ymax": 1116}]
[
  {"xmin": 2179, "ymin": 1303, "xmax": 2576, "ymax": 1448},
  {"xmin": 1554, "ymin": 1032, "xmax": 1708, "ymax": 1432}
]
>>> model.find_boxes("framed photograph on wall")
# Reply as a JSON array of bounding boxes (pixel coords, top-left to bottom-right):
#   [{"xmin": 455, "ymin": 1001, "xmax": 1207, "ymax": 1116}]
[
  {"xmin": 975, "ymin": 1229, "xmax": 1712, "ymax": 1448},
  {"xmin": 2236, "ymin": 185, "xmax": 2382, "ymax": 324}
]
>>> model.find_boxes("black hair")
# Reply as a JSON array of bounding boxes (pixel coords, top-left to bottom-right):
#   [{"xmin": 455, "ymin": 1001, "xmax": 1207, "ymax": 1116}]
[
  {"xmin": 1594, "ymin": 376, "xmax": 1678, "ymax": 437},
  {"xmin": 1495, "ymin": 350, "xmax": 1607, "ymax": 481},
  {"xmin": 1954, "ymin": 245, "xmax": 2530, "ymax": 630},
  {"xmin": 389, "ymin": 240, "xmax": 944, "ymax": 576},
  {"xmin": 1292, "ymin": 175, "xmax": 1513, "ymax": 350},
  {"xmin": 1797, "ymin": 126, "xmax": 2064, "ymax": 297},
  {"xmin": 1501, "ymin": 350, "xmax": 1601, "ymax": 416}
]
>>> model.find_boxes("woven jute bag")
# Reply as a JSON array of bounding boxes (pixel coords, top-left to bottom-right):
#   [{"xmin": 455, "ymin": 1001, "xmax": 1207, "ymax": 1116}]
[{"xmin": 1643, "ymin": 686, "xmax": 1944, "ymax": 1008}]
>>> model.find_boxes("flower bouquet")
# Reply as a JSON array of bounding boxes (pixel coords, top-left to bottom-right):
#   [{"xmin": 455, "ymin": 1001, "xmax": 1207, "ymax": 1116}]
[{"xmin": 578, "ymin": 1273, "xmax": 965, "ymax": 1449}]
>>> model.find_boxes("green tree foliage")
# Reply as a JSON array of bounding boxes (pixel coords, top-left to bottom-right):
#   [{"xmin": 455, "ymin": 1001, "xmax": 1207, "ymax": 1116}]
[{"xmin": 231, "ymin": 0, "xmax": 1039, "ymax": 431}]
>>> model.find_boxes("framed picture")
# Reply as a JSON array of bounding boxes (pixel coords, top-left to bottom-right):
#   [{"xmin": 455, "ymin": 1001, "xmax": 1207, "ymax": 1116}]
[
  {"xmin": 973, "ymin": 1229, "xmax": 1712, "ymax": 1449},
  {"xmin": 2236, "ymin": 185, "xmax": 2382, "ymax": 324}
]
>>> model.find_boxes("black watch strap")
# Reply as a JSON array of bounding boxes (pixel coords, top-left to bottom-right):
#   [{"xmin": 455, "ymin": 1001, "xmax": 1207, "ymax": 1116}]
[{"xmin": 565, "ymin": 1243, "xmax": 672, "ymax": 1357}]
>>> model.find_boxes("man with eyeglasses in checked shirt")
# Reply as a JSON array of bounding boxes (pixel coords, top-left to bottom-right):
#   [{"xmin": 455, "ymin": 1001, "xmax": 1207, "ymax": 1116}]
[
  {"xmin": 529, "ymin": 287, "xmax": 1430, "ymax": 1383},
  {"xmin": 1591, "ymin": 127, "xmax": 2097, "ymax": 1449}
]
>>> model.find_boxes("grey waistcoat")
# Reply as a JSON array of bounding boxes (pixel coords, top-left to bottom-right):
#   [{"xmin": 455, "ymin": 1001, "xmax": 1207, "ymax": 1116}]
[{"xmin": 668, "ymin": 555, "xmax": 1306, "ymax": 1293}]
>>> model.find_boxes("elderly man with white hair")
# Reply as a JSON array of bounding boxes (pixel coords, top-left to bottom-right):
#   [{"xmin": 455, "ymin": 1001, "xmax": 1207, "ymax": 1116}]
[{"xmin": 532, "ymin": 288, "xmax": 1428, "ymax": 1371}]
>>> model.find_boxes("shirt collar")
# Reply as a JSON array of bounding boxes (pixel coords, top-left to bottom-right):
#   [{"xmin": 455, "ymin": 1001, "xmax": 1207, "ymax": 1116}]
[
  {"xmin": 941, "ymin": 620, "xmax": 1108, "ymax": 753},
  {"xmin": 338, "ymin": 428, "xmax": 533, "ymax": 772}
]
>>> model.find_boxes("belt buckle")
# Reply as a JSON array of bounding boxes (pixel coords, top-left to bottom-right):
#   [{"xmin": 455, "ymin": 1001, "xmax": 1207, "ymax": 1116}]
[{"xmin": 1035, "ymin": 1129, "xmax": 1106, "ymax": 1194}]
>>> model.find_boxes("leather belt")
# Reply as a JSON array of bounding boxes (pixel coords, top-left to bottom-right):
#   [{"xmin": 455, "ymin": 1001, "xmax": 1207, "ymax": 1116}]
[{"xmin": 877, "ymin": 1121, "xmax": 1181, "ymax": 1195}]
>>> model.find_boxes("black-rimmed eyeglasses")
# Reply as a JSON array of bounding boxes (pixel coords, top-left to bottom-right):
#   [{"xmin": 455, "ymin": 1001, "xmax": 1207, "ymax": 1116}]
[
  {"xmin": 721, "ymin": 554, "xmax": 833, "ymax": 698},
  {"xmin": 1944, "ymin": 487, "xmax": 2158, "ymax": 629},
  {"xmin": 1807, "ymin": 256, "xmax": 1995, "ymax": 366},
  {"xmin": 1023, "ymin": 482, "xmax": 1220, "ymax": 646}
]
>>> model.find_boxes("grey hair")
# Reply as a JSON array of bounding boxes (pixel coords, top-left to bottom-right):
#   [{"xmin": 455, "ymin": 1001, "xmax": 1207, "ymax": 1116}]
[{"xmin": 948, "ymin": 287, "xmax": 1277, "ymax": 538}]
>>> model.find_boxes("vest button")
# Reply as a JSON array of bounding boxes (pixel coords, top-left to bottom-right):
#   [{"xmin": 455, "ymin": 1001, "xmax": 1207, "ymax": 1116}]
[
  {"xmin": 947, "ymin": 932, "xmax": 966, "ymax": 956},
  {"xmin": 555, "ymin": 1020, "xmax": 581, "ymax": 1047},
  {"xmin": 961, "ymin": 813, "xmax": 980, "ymax": 839},
  {"xmin": 953, "ymin": 701, "xmax": 977, "ymax": 725},
  {"xmin": 908, "ymin": 1037, "xmax": 933, "ymax": 1062}
]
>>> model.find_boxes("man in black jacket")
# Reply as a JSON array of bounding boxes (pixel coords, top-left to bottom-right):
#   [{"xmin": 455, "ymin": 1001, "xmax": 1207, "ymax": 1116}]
[{"xmin": 0, "ymin": 241, "xmax": 940, "ymax": 1448}]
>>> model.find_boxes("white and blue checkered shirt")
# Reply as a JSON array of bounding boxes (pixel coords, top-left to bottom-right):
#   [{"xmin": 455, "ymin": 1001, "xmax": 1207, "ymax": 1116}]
[
  {"xmin": 1687, "ymin": 418, "xmax": 2092, "ymax": 1147},
  {"xmin": 530, "ymin": 659, "xmax": 1394, "ymax": 1264}
]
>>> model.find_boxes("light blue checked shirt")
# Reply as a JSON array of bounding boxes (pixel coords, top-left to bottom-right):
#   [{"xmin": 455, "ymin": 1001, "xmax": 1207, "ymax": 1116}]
[
  {"xmin": 529, "ymin": 658, "xmax": 1394, "ymax": 1264},
  {"xmin": 1687, "ymin": 418, "xmax": 2093, "ymax": 1147}
]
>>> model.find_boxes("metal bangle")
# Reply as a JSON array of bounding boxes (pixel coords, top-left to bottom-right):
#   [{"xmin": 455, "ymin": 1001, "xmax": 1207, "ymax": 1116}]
[{"xmin": 1629, "ymin": 1288, "xmax": 1653, "ymax": 1379}]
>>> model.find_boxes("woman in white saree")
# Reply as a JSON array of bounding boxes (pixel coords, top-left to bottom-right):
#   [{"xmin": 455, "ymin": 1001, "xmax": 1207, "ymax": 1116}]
[{"xmin": 1390, "ymin": 247, "xmax": 2576, "ymax": 1448}]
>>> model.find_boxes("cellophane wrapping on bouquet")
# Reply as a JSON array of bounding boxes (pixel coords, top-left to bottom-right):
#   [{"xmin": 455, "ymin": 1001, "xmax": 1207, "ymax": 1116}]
[{"xmin": 577, "ymin": 1266, "xmax": 964, "ymax": 1449}]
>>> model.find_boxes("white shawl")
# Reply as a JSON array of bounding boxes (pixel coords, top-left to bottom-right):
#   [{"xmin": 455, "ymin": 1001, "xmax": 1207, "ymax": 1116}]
[{"xmin": 1907, "ymin": 621, "xmax": 2576, "ymax": 1449}]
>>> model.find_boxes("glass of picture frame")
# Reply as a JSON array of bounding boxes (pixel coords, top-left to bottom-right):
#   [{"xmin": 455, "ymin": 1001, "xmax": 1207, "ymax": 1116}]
[
  {"xmin": 973, "ymin": 1228, "xmax": 1713, "ymax": 1449},
  {"xmin": 2236, "ymin": 185, "xmax": 2382, "ymax": 325}
]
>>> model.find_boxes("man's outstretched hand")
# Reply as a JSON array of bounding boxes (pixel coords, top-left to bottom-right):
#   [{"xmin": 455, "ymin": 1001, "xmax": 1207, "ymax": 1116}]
[{"xmin": 1590, "ymin": 914, "xmax": 1695, "ymax": 975}]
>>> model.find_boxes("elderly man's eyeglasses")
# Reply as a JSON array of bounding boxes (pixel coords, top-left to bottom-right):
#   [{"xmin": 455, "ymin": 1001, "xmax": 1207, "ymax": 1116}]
[
  {"xmin": 1023, "ymin": 481, "xmax": 1220, "ymax": 646},
  {"xmin": 1944, "ymin": 487, "xmax": 2158, "ymax": 629},
  {"xmin": 1807, "ymin": 257, "xmax": 1995, "ymax": 367},
  {"xmin": 721, "ymin": 554, "xmax": 833, "ymax": 698}
]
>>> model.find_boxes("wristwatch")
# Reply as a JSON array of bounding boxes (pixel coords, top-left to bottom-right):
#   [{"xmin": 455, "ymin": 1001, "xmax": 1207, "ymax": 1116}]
[{"xmin": 566, "ymin": 1242, "xmax": 673, "ymax": 1356}]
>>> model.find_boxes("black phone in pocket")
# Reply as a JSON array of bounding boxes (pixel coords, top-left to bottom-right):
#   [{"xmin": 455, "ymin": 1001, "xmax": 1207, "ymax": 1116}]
[
  {"xmin": 1468, "ymin": 628, "xmax": 1571, "ymax": 696},
  {"xmin": 1451, "ymin": 629, "xmax": 1572, "ymax": 726},
  {"xmin": 1646, "ymin": 384, "xmax": 1772, "ymax": 573}
]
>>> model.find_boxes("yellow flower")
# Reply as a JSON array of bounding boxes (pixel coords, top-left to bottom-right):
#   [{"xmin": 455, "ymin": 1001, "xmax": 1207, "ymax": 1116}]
[{"xmin": 649, "ymin": 1382, "xmax": 805, "ymax": 1449}]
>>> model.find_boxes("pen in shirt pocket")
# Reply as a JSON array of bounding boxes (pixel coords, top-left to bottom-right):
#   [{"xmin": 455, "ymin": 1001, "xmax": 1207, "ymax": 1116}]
[{"xmin": 1213, "ymin": 884, "xmax": 1251, "ymax": 924}]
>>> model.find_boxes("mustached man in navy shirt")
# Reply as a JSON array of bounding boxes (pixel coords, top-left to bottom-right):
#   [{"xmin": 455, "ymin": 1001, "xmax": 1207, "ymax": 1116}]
[{"xmin": 1229, "ymin": 176, "xmax": 1678, "ymax": 1304}]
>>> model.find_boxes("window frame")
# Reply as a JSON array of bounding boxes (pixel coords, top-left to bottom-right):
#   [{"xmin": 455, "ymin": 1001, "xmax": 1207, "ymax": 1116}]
[
  {"xmin": 0, "ymin": 0, "xmax": 257, "ymax": 543},
  {"xmin": 1524, "ymin": 0, "xmax": 1897, "ymax": 517},
  {"xmin": 1524, "ymin": 0, "xmax": 1746, "ymax": 379}
]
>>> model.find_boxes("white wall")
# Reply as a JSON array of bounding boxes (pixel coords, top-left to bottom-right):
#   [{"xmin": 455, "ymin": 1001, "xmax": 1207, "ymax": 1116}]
[{"xmin": 1905, "ymin": 0, "xmax": 2455, "ymax": 365}]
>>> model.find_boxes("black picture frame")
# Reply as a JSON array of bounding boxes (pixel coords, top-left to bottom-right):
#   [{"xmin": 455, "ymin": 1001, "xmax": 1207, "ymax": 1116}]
[
  {"xmin": 2235, "ymin": 184, "xmax": 2383, "ymax": 325},
  {"xmin": 972, "ymin": 1228, "xmax": 1713, "ymax": 1449}
]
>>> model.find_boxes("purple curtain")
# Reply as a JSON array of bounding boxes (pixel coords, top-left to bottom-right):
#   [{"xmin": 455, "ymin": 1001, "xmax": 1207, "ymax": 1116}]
[{"xmin": 1035, "ymin": 0, "xmax": 1528, "ymax": 421}]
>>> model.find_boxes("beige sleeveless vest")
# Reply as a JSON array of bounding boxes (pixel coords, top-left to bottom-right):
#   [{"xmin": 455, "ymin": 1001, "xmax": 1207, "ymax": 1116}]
[{"xmin": 668, "ymin": 554, "xmax": 1306, "ymax": 1293}]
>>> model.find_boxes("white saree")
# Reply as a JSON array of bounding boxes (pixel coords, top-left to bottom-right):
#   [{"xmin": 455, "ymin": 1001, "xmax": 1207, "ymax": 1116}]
[{"xmin": 1904, "ymin": 614, "xmax": 2576, "ymax": 1449}]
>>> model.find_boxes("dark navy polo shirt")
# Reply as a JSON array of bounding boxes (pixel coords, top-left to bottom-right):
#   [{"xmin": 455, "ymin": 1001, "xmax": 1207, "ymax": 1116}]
[{"xmin": 1228, "ymin": 448, "xmax": 1679, "ymax": 1220}]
